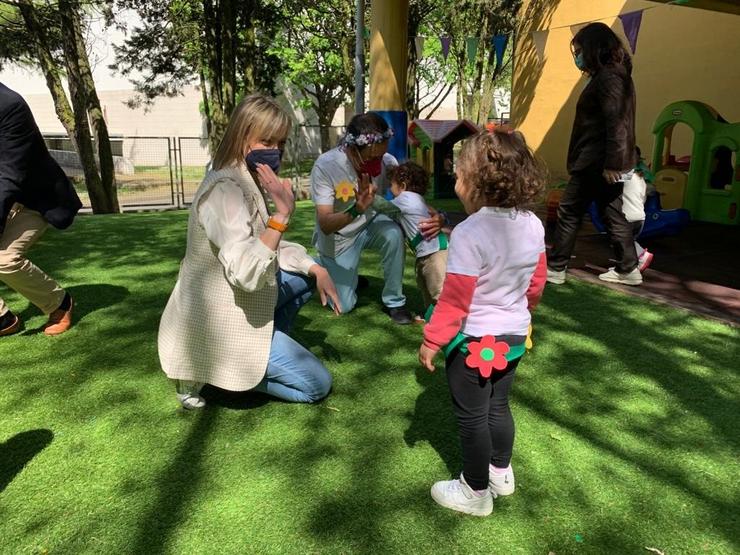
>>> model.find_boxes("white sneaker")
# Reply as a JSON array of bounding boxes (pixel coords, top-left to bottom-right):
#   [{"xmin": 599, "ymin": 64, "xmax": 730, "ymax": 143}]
[
  {"xmin": 177, "ymin": 392, "xmax": 206, "ymax": 410},
  {"xmin": 489, "ymin": 466, "xmax": 515, "ymax": 497},
  {"xmin": 430, "ymin": 473, "xmax": 493, "ymax": 516},
  {"xmin": 546, "ymin": 268, "xmax": 566, "ymax": 284},
  {"xmin": 637, "ymin": 249, "xmax": 654, "ymax": 272},
  {"xmin": 598, "ymin": 267, "xmax": 642, "ymax": 285}
]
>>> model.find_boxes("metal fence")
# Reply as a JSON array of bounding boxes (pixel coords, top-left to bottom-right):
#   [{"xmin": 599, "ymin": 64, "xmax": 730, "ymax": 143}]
[{"xmin": 44, "ymin": 125, "xmax": 345, "ymax": 210}]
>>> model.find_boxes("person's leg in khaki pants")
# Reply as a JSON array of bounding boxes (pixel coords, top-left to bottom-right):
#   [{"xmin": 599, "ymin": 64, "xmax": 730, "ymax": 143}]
[
  {"xmin": 0, "ymin": 204, "xmax": 70, "ymax": 335},
  {"xmin": 415, "ymin": 249, "xmax": 449, "ymax": 310}
]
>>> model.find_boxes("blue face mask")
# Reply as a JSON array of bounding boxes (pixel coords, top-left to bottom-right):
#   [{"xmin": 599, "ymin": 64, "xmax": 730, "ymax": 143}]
[
  {"xmin": 574, "ymin": 52, "xmax": 586, "ymax": 71},
  {"xmin": 245, "ymin": 148, "xmax": 282, "ymax": 173}
]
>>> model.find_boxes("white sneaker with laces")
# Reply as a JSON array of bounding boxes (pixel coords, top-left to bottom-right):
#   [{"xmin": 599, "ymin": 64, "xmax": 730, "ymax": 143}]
[
  {"xmin": 489, "ymin": 466, "xmax": 515, "ymax": 497},
  {"xmin": 546, "ymin": 268, "xmax": 566, "ymax": 285},
  {"xmin": 637, "ymin": 249, "xmax": 654, "ymax": 272},
  {"xmin": 177, "ymin": 392, "xmax": 206, "ymax": 410},
  {"xmin": 598, "ymin": 267, "xmax": 642, "ymax": 286},
  {"xmin": 430, "ymin": 473, "xmax": 493, "ymax": 516}
]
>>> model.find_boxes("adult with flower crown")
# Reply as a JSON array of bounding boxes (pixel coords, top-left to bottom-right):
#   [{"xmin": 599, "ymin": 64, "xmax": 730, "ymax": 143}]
[{"xmin": 310, "ymin": 112, "xmax": 443, "ymax": 324}]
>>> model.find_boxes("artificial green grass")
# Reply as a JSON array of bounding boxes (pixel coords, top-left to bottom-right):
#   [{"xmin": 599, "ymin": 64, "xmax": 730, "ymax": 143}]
[{"xmin": 1, "ymin": 201, "xmax": 738, "ymax": 554}]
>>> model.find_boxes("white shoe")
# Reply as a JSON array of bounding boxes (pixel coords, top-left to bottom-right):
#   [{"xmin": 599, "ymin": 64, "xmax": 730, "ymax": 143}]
[
  {"xmin": 177, "ymin": 392, "xmax": 206, "ymax": 410},
  {"xmin": 430, "ymin": 473, "xmax": 493, "ymax": 516},
  {"xmin": 489, "ymin": 465, "xmax": 515, "ymax": 497},
  {"xmin": 546, "ymin": 268, "xmax": 566, "ymax": 284},
  {"xmin": 598, "ymin": 267, "xmax": 642, "ymax": 285},
  {"xmin": 637, "ymin": 249, "xmax": 654, "ymax": 272}
]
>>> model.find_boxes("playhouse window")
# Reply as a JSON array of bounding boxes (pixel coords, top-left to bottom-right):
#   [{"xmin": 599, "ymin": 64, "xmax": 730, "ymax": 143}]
[
  {"xmin": 661, "ymin": 122, "xmax": 694, "ymax": 172},
  {"xmin": 708, "ymin": 147, "xmax": 736, "ymax": 191}
]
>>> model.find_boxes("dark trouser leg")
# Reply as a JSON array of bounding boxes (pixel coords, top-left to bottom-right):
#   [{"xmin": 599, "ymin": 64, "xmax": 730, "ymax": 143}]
[
  {"xmin": 446, "ymin": 349, "xmax": 520, "ymax": 490},
  {"xmin": 548, "ymin": 176, "xmax": 594, "ymax": 271},
  {"xmin": 488, "ymin": 360, "xmax": 519, "ymax": 468},
  {"xmin": 596, "ymin": 181, "xmax": 639, "ymax": 273}
]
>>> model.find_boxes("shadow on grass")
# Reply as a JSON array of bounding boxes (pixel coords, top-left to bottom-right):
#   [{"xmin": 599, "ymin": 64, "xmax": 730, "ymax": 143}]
[
  {"xmin": 130, "ymin": 409, "xmax": 219, "ymax": 555},
  {"xmin": 403, "ymin": 368, "xmax": 460, "ymax": 476},
  {"xmin": 200, "ymin": 385, "xmax": 272, "ymax": 410},
  {"xmin": 18, "ymin": 283, "xmax": 129, "ymax": 335},
  {"xmin": 0, "ymin": 429, "xmax": 53, "ymax": 493}
]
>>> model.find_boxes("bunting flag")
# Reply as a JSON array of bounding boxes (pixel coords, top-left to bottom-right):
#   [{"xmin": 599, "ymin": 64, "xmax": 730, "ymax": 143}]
[
  {"xmin": 466, "ymin": 37, "xmax": 479, "ymax": 64},
  {"xmin": 618, "ymin": 10, "xmax": 644, "ymax": 53},
  {"xmin": 415, "ymin": 36, "xmax": 425, "ymax": 60},
  {"xmin": 440, "ymin": 36, "xmax": 452, "ymax": 61},
  {"xmin": 531, "ymin": 29, "xmax": 549, "ymax": 62},
  {"xmin": 570, "ymin": 23, "xmax": 588, "ymax": 37},
  {"xmin": 493, "ymin": 34, "xmax": 509, "ymax": 69}
]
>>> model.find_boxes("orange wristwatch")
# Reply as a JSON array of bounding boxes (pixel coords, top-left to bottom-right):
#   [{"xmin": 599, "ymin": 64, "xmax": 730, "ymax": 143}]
[{"xmin": 266, "ymin": 216, "xmax": 289, "ymax": 232}]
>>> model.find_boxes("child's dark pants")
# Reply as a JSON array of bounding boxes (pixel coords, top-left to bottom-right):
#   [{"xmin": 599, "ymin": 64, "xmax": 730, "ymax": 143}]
[{"xmin": 446, "ymin": 336, "xmax": 524, "ymax": 491}]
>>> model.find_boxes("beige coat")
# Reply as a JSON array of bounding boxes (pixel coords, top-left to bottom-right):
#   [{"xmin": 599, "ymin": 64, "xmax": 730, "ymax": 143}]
[{"xmin": 158, "ymin": 164, "xmax": 315, "ymax": 391}]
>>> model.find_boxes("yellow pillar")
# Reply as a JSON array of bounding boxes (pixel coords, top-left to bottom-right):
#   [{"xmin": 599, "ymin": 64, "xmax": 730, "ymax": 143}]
[
  {"xmin": 370, "ymin": 0, "xmax": 408, "ymax": 111},
  {"xmin": 369, "ymin": 0, "xmax": 408, "ymax": 160}
]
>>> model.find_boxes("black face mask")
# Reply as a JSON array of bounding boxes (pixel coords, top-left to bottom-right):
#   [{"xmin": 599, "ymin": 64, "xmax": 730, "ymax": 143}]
[{"xmin": 245, "ymin": 148, "xmax": 282, "ymax": 173}]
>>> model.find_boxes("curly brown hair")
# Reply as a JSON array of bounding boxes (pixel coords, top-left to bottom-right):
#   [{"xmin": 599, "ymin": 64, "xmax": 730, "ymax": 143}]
[
  {"xmin": 456, "ymin": 128, "xmax": 547, "ymax": 209},
  {"xmin": 387, "ymin": 161, "xmax": 430, "ymax": 195}
]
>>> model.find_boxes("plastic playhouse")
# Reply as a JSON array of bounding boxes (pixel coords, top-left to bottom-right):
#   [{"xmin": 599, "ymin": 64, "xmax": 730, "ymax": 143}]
[
  {"xmin": 590, "ymin": 100, "xmax": 739, "ymax": 237},
  {"xmin": 407, "ymin": 119, "xmax": 479, "ymax": 199},
  {"xmin": 651, "ymin": 100, "xmax": 739, "ymax": 225}
]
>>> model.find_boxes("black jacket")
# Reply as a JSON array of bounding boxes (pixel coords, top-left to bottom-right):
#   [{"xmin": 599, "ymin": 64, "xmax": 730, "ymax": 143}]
[
  {"xmin": 567, "ymin": 64, "xmax": 637, "ymax": 175},
  {"xmin": 0, "ymin": 82, "xmax": 82, "ymax": 234}
]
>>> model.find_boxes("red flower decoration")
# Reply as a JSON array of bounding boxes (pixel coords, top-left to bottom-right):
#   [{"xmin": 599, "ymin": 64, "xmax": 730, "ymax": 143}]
[{"xmin": 465, "ymin": 335, "xmax": 510, "ymax": 378}]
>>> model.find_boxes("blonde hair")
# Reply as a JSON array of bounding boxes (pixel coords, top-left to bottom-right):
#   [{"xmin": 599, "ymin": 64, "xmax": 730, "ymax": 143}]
[{"xmin": 211, "ymin": 94, "xmax": 292, "ymax": 170}]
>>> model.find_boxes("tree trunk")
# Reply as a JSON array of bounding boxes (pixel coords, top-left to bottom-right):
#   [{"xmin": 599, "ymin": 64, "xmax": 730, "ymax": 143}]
[
  {"xmin": 199, "ymin": 69, "xmax": 212, "ymax": 140},
  {"xmin": 315, "ymin": 92, "xmax": 337, "ymax": 153},
  {"xmin": 202, "ymin": 0, "xmax": 229, "ymax": 153},
  {"xmin": 58, "ymin": 0, "xmax": 118, "ymax": 214},
  {"xmin": 241, "ymin": 5, "xmax": 257, "ymax": 93},
  {"xmin": 57, "ymin": 4, "xmax": 108, "ymax": 213},
  {"xmin": 221, "ymin": 0, "xmax": 236, "ymax": 117},
  {"xmin": 65, "ymin": 0, "xmax": 119, "ymax": 212},
  {"xmin": 17, "ymin": 1, "xmax": 76, "ymax": 140}
]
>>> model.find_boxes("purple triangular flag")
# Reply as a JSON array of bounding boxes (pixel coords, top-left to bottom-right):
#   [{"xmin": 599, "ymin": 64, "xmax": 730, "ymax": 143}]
[
  {"xmin": 493, "ymin": 34, "xmax": 509, "ymax": 69},
  {"xmin": 618, "ymin": 10, "xmax": 643, "ymax": 54},
  {"xmin": 440, "ymin": 36, "xmax": 451, "ymax": 61}
]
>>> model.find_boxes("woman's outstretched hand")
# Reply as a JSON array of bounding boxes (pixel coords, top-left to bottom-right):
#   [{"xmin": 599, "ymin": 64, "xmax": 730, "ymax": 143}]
[
  {"xmin": 355, "ymin": 173, "xmax": 377, "ymax": 213},
  {"xmin": 309, "ymin": 264, "xmax": 342, "ymax": 315},
  {"xmin": 256, "ymin": 163, "xmax": 295, "ymax": 218}
]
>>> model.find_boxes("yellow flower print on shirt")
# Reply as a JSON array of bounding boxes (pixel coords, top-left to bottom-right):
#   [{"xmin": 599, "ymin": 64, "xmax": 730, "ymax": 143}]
[{"xmin": 335, "ymin": 180, "xmax": 356, "ymax": 203}]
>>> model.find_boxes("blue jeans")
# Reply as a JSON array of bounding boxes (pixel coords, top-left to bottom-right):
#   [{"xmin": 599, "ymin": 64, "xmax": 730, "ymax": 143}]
[
  {"xmin": 318, "ymin": 215, "xmax": 406, "ymax": 313},
  {"xmin": 252, "ymin": 270, "xmax": 332, "ymax": 403}
]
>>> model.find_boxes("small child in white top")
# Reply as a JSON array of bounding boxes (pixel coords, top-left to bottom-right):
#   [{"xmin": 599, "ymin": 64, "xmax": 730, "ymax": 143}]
[
  {"xmin": 386, "ymin": 161, "xmax": 448, "ymax": 309},
  {"xmin": 419, "ymin": 128, "xmax": 547, "ymax": 517},
  {"xmin": 624, "ymin": 147, "xmax": 656, "ymax": 271}
]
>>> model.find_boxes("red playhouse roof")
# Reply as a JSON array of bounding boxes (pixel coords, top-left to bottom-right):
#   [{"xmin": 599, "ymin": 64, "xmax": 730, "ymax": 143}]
[{"xmin": 408, "ymin": 119, "xmax": 479, "ymax": 149}]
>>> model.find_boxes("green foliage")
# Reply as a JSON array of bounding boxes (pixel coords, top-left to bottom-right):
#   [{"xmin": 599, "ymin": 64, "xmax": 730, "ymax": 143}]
[
  {"xmin": 271, "ymin": 0, "xmax": 355, "ymax": 150},
  {"xmin": 112, "ymin": 0, "xmax": 284, "ymax": 150},
  {"xmin": 0, "ymin": 2, "xmax": 64, "ymax": 70},
  {"xmin": 407, "ymin": 0, "xmax": 520, "ymax": 122}
]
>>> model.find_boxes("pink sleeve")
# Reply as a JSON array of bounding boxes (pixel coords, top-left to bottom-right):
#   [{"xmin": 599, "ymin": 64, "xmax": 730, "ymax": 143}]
[
  {"xmin": 526, "ymin": 251, "xmax": 547, "ymax": 311},
  {"xmin": 423, "ymin": 273, "xmax": 477, "ymax": 351}
]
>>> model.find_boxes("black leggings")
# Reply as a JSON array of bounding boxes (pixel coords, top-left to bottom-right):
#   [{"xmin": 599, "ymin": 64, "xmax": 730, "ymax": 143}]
[{"xmin": 446, "ymin": 341, "xmax": 522, "ymax": 491}]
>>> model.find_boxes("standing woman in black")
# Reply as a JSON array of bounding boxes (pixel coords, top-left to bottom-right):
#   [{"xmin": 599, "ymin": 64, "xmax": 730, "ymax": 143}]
[{"xmin": 546, "ymin": 22, "xmax": 641, "ymax": 286}]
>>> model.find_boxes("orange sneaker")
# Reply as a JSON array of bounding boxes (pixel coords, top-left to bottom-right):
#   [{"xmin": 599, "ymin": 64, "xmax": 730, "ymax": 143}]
[
  {"xmin": 43, "ymin": 297, "xmax": 74, "ymax": 336},
  {"xmin": 0, "ymin": 312, "xmax": 22, "ymax": 336}
]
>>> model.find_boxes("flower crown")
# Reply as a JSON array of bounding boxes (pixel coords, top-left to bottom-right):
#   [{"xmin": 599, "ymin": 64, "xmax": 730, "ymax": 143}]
[{"xmin": 342, "ymin": 128, "xmax": 394, "ymax": 147}]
